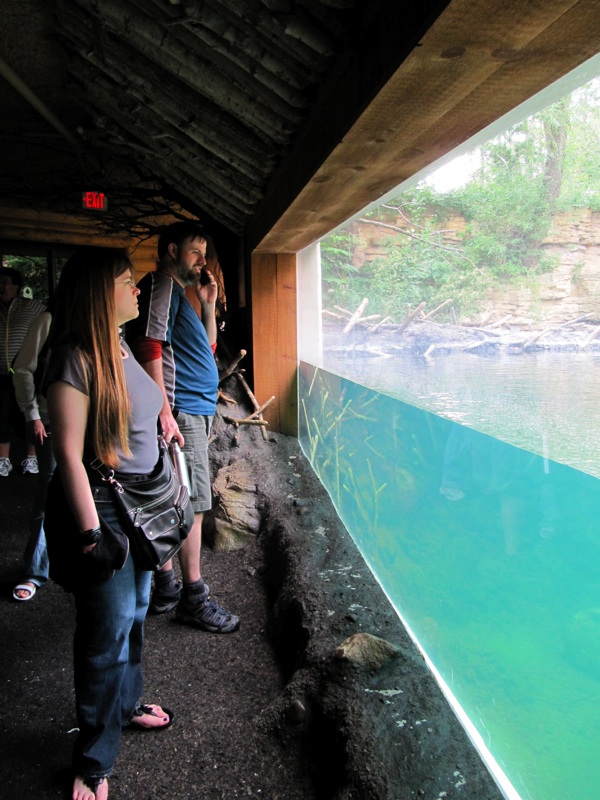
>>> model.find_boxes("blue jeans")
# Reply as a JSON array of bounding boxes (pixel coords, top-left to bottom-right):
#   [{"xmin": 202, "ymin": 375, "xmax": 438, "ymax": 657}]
[
  {"xmin": 21, "ymin": 433, "xmax": 56, "ymax": 586},
  {"xmin": 72, "ymin": 496, "xmax": 152, "ymax": 781}
]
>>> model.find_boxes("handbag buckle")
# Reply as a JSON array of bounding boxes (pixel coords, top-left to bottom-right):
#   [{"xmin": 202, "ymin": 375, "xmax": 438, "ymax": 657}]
[{"xmin": 89, "ymin": 458, "xmax": 124, "ymax": 494}]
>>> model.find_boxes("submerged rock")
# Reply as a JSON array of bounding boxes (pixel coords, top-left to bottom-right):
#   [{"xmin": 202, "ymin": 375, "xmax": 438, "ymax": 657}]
[{"xmin": 335, "ymin": 632, "xmax": 400, "ymax": 670}]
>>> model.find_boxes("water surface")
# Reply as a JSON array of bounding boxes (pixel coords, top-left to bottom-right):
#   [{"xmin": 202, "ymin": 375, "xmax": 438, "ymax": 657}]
[{"xmin": 323, "ymin": 349, "xmax": 600, "ymax": 477}]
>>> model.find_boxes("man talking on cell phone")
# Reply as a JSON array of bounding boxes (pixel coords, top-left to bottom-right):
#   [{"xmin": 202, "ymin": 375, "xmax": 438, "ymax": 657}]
[{"xmin": 127, "ymin": 221, "xmax": 240, "ymax": 633}]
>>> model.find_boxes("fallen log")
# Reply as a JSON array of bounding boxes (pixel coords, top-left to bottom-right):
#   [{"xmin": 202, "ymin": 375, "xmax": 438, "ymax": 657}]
[
  {"xmin": 422, "ymin": 299, "xmax": 453, "ymax": 321},
  {"xmin": 356, "ymin": 314, "xmax": 382, "ymax": 323},
  {"xmin": 398, "ymin": 301, "xmax": 426, "ymax": 334},
  {"xmin": 367, "ymin": 316, "xmax": 392, "ymax": 335},
  {"xmin": 333, "ymin": 305, "xmax": 353, "ymax": 318},
  {"xmin": 236, "ymin": 372, "xmax": 270, "ymax": 441},
  {"xmin": 343, "ymin": 298, "xmax": 369, "ymax": 335},
  {"xmin": 325, "ymin": 308, "xmax": 381, "ymax": 328},
  {"xmin": 247, "ymin": 395, "xmax": 275, "ymax": 419},
  {"xmin": 579, "ymin": 325, "xmax": 600, "ymax": 350},
  {"xmin": 521, "ymin": 313, "xmax": 593, "ymax": 349},
  {"xmin": 472, "ymin": 327, "xmax": 503, "ymax": 337},
  {"xmin": 461, "ymin": 338, "xmax": 494, "ymax": 352},
  {"xmin": 222, "ymin": 415, "xmax": 269, "ymax": 427},
  {"xmin": 487, "ymin": 314, "xmax": 512, "ymax": 329},
  {"xmin": 218, "ymin": 389, "xmax": 236, "ymax": 405},
  {"xmin": 219, "ymin": 349, "xmax": 246, "ymax": 383}
]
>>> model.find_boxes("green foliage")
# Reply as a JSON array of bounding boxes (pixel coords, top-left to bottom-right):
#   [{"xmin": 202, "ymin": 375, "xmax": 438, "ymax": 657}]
[
  {"xmin": 2, "ymin": 255, "xmax": 51, "ymax": 304},
  {"xmin": 455, "ymin": 172, "xmax": 554, "ymax": 279},
  {"xmin": 2, "ymin": 253, "xmax": 68, "ymax": 305},
  {"xmin": 320, "ymin": 229, "xmax": 368, "ymax": 311},
  {"xmin": 320, "ymin": 75, "xmax": 600, "ymax": 322},
  {"xmin": 557, "ymin": 81, "xmax": 600, "ymax": 210}
]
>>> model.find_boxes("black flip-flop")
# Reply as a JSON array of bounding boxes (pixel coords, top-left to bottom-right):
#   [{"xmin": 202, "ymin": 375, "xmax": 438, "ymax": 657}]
[{"xmin": 127, "ymin": 703, "xmax": 174, "ymax": 732}]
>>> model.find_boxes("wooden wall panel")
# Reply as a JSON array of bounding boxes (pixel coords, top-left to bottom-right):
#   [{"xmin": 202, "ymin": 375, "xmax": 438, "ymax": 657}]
[
  {"xmin": 251, "ymin": 251, "xmax": 298, "ymax": 436},
  {"xmin": 0, "ymin": 205, "xmax": 158, "ymax": 275},
  {"xmin": 275, "ymin": 252, "xmax": 298, "ymax": 436}
]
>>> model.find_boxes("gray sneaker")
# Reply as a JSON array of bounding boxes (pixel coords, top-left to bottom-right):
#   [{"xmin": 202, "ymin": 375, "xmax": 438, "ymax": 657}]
[
  {"xmin": 0, "ymin": 457, "xmax": 12, "ymax": 477},
  {"xmin": 149, "ymin": 581, "xmax": 182, "ymax": 615},
  {"xmin": 21, "ymin": 456, "xmax": 39, "ymax": 475},
  {"xmin": 176, "ymin": 584, "xmax": 240, "ymax": 633}
]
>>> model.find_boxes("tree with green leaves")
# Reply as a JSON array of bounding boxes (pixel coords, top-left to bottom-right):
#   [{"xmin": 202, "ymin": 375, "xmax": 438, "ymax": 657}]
[{"xmin": 320, "ymin": 75, "xmax": 600, "ymax": 322}]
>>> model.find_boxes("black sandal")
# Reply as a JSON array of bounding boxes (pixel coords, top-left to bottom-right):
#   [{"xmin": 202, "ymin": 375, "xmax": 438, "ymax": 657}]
[
  {"xmin": 79, "ymin": 775, "xmax": 107, "ymax": 797},
  {"xmin": 127, "ymin": 702, "xmax": 174, "ymax": 732}
]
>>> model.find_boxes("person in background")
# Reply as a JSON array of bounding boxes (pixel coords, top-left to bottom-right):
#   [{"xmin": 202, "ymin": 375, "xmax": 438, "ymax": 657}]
[
  {"xmin": 12, "ymin": 304, "xmax": 55, "ymax": 600},
  {"xmin": 127, "ymin": 221, "xmax": 239, "ymax": 633},
  {"xmin": 0, "ymin": 266, "xmax": 45, "ymax": 477},
  {"xmin": 44, "ymin": 247, "xmax": 173, "ymax": 800}
]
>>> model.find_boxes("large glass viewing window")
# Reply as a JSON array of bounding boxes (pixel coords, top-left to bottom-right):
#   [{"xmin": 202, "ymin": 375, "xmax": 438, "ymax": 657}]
[{"xmin": 297, "ymin": 54, "xmax": 600, "ymax": 800}]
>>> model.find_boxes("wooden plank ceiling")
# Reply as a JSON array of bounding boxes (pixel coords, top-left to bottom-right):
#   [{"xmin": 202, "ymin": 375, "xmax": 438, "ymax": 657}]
[{"xmin": 0, "ymin": 0, "xmax": 598, "ymax": 250}]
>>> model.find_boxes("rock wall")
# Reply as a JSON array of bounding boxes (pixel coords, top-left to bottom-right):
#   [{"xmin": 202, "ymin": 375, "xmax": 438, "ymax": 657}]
[
  {"xmin": 489, "ymin": 209, "xmax": 600, "ymax": 326},
  {"xmin": 355, "ymin": 209, "xmax": 600, "ymax": 327}
]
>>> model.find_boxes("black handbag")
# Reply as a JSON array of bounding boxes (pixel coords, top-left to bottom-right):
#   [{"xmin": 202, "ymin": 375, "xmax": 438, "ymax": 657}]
[
  {"xmin": 45, "ymin": 471, "xmax": 129, "ymax": 591},
  {"xmin": 90, "ymin": 438, "xmax": 194, "ymax": 571}
]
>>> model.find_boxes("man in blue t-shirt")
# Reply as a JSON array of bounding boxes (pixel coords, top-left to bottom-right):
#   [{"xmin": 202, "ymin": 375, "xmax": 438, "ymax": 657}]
[{"xmin": 128, "ymin": 221, "xmax": 239, "ymax": 633}]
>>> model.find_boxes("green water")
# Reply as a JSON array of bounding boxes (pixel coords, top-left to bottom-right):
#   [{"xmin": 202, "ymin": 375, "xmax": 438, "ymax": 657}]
[{"xmin": 299, "ymin": 361, "xmax": 600, "ymax": 800}]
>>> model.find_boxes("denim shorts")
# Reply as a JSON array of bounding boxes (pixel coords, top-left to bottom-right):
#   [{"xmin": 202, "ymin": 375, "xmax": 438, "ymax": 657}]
[{"xmin": 175, "ymin": 411, "xmax": 213, "ymax": 513}]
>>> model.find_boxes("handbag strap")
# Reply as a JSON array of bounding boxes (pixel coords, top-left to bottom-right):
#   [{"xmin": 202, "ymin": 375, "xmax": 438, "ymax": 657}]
[
  {"xmin": 87, "ymin": 435, "xmax": 168, "ymax": 494},
  {"xmin": 88, "ymin": 458, "xmax": 125, "ymax": 493}
]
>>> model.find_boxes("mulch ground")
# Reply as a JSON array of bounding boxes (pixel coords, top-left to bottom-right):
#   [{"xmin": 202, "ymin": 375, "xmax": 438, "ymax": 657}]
[{"xmin": 0, "ymin": 437, "xmax": 313, "ymax": 800}]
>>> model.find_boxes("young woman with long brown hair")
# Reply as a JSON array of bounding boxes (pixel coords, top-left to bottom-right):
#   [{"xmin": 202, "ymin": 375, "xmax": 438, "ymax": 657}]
[{"xmin": 44, "ymin": 247, "xmax": 173, "ymax": 800}]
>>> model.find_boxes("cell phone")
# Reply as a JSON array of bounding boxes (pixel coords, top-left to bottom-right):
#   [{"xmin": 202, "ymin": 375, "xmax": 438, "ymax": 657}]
[{"xmin": 199, "ymin": 268, "xmax": 211, "ymax": 286}]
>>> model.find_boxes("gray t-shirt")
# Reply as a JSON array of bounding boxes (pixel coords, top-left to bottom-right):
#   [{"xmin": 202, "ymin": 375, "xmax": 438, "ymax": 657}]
[{"xmin": 46, "ymin": 339, "xmax": 162, "ymax": 474}]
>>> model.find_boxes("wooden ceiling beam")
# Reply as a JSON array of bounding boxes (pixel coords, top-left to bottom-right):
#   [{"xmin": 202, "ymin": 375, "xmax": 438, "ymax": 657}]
[
  {"xmin": 138, "ymin": 0, "xmax": 313, "ymax": 111},
  {"xmin": 66, "ymin": 50, "xmax": 271, "ymax": 189},
  {"xmin": 0, "ymin": 56, "xmax": 78, "ymax": 148},
  {"xmin": 60, "ymin": 0, "xmax": 301, "ymax": 139},
  {"xmin": 199, "ymin": 0, "xmax": 334, "ymax": 69},
  {"xmin": 70, "ymin": 74, "xmax": 258, "ymax": 218},
  {"xmin": 152, "ymin": 1, "xmax": 316, "ymax": 98},
  {"xmin": 55, "ymin": 12, "xmax": 276, "ymax": 169},
  {"xmin": 251, "ymin": 0, "xmax": 600, "ymax": 253}
]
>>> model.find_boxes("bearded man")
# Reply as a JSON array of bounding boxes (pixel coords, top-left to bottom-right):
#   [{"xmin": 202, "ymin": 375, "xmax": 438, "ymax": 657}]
[{"xmin": 127, "ymin": 222, "xmax": 239, "ymax": 634}]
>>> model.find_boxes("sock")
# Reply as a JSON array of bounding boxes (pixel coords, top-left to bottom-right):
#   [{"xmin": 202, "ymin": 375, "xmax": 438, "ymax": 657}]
[
  {"xmin": 154, "ymin": 568, "xmax": 178, "ymax": 592},
  {"xmin": 182, "ymin": 578, "xmax": 208, "ymax": 603}
]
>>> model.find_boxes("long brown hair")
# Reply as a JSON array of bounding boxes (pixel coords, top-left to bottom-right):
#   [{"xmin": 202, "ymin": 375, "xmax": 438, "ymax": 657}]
[{"xmin": 48, "ymin": 247, "xmax": 133, "ymax": 467}]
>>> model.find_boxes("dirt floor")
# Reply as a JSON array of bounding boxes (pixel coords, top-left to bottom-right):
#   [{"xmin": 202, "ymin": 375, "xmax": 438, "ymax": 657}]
[{"xmin": 0, "ymin": 391, "xmax": 505, "ymax": 799}]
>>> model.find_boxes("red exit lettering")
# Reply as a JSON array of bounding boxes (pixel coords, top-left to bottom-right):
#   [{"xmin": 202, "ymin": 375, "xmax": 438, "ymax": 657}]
[{"xmin": 82, "ymin": 191, "xmax": 108, "ymax": 210}]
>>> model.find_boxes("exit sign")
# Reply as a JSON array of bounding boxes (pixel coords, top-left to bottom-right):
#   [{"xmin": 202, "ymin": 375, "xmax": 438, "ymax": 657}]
[{"xmin": 82, "ymin": 191, "xmax": 108, "ymax": 211}]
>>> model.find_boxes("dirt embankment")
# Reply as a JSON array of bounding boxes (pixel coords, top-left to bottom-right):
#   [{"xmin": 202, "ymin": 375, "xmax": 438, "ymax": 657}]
[{"xmin": 204, "ymin": 386, "xmax": 505, "ymax": 800}]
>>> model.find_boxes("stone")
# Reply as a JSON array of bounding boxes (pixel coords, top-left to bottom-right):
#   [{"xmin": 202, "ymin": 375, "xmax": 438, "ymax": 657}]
[
  {"xmin": 335, "ymin": 632, "xmax": 400, "ymax": 670},
  {"xmin": 212, "ymin": 517, "xmax": 256, "ymax": 552},
  {"xmin": 211, "ymin": 461, "xmax": 262, "ymax": 552}
]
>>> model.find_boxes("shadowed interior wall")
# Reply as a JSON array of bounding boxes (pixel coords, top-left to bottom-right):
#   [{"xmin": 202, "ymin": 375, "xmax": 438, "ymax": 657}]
[{"xmin": 0, "ymin": 206, "xmax": 158, "ymax": 275}]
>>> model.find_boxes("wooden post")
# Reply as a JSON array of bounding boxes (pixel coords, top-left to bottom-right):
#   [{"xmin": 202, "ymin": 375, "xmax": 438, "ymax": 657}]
[{"xmin": 251, "ymin": 252, "xmax": 297, "ymax": 435}]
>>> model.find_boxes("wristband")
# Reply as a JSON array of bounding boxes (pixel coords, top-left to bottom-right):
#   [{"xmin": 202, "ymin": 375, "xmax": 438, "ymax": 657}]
[{"xmin": 80, "ymin": 525, "xmax": 102, "ymax": 546}]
